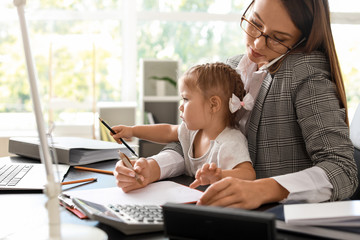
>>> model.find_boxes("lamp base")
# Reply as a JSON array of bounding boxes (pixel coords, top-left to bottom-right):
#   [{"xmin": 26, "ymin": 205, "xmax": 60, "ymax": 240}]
[{"xmin": 7, "ymin": 223, "xmax": 108, "ymax": 240}]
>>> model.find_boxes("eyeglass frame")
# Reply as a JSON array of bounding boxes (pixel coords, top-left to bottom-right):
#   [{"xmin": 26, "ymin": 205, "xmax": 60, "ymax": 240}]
[{"xmin": 240, "ymin": 0, "xmax": 296, "ymax": 54}]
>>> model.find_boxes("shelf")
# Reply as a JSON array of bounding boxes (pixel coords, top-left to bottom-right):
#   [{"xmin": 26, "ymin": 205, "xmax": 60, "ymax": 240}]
[
  {"xmin": 140, "ymin": 59, "xmax": 180, "ymax": 156},
  {"xmin": 143, "ymin": 96, "xmax": 180, "ymax": 102}
]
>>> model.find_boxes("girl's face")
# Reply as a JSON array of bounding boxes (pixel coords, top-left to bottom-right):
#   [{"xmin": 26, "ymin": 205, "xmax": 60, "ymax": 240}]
[
  {"xmin": 178, "ymin": 81, "xmax": 211, "ymax": 130},
  {"xmin": 245, "ymin": 0, "xmax": 302, "ymax": 67}
]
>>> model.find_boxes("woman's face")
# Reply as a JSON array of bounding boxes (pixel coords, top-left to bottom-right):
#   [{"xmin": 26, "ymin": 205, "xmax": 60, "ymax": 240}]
[{"xmin": 245, "ymin": 0, "xmax": 302, "ymax": 67}]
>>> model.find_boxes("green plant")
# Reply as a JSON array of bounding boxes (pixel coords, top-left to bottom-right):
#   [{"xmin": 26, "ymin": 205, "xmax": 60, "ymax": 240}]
[{"xmin": 149, "ymin": 76, "xmax": 177, "ymax": 88}]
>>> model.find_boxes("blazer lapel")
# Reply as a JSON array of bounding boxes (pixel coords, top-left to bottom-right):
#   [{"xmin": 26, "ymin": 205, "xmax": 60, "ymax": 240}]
[{"xmin": 247, "ymin": 72, "xmax": 274, "ymax": 162}]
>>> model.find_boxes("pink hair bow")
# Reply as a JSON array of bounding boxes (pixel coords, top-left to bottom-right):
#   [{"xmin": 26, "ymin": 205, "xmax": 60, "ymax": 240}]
[{"xmin": 229, "ymin": 93, "xmax": 254, "ymax": 113}]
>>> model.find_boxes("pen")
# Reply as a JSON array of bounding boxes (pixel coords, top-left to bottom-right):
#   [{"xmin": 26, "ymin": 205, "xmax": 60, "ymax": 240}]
[
  {"xmin": 61, "ymin": 177, "xmax": 97, "ymax": 185},
  {"xmin": 74, "ymin": 166, "xmax": 113, "ymax": 175},
  {"xmin": 98, "ymin": 117, "xmax": 139, "ymax": 157},
  {"xmin": 119, "ymin": 151, "xmax": 143, "ymax": 185}
]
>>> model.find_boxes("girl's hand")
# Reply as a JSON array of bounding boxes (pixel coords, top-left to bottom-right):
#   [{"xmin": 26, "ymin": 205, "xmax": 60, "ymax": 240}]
[
  {"xmin": 113, "ymin": 157, "xmax": 148, "ymax": 192},
  {"xmin": 113, "ymin": 157, "xmax": 161, "ymax": 192},
  {"xmin": 110, "ymin": 125, "xmax": 133, "ymax": 143},
  {"xmin": 189, "ymin": 163, "xmax": 222, "ymax": 188}
]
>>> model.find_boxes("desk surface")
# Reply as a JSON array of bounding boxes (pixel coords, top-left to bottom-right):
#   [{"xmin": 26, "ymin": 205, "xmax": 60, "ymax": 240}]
[{"xmin": 0, "ymin": 156, "xmax": 332, "ymax": 240}]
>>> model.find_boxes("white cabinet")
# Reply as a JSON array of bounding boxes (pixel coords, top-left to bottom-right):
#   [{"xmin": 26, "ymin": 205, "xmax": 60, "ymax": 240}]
[
  {"xmin": 97, "ymin": 101, "xmax": 137, "ymax": 148},
  {"xmin": 139, "ymin": 59, "xmax": 180, "ymax": 157}
]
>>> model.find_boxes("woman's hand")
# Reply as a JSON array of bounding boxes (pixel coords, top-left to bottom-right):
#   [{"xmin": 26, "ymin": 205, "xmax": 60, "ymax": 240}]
[
  {"xmin": 110, "ymin": 125, "xmax": 133, "ymax": 143},
  {"xmin": 189, "ymin": 163, "xmax": 222, "ymax": 188},
  {"xmin": 197, "ymin": 177, "xmax": 289, "ymax": 209},
  {"xmin": 113, "ymin": 157, "xmax": 160, "ymax": 192}
]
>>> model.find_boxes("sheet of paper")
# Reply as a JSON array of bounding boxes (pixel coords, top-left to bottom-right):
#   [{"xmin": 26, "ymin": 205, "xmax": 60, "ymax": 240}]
[
  {"xmin": 284, "ymin": 200, "xmax": 360, "ymax": 226},
  {"xmin": 64, "ymin": 181, "xmax": 203, "ymax": 205},
  {"xmin": 53, "ymin": 164, "xmax": 70, "ymax": 181}
]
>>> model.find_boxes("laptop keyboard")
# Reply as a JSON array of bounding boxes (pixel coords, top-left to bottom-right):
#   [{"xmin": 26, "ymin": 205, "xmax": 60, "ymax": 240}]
[
  {"xmin": 0, "ymin": 164, "xmax": 33, "ymax": 186},
  {"xmin": 108, "ymin": 204, "xmax": 163, "ymax": 224}
]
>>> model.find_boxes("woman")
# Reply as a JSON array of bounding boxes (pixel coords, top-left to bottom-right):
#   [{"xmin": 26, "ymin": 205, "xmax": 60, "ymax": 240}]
[{"xmin": 113, "ymin": 0, "xmax": 358, "ymax": 209}]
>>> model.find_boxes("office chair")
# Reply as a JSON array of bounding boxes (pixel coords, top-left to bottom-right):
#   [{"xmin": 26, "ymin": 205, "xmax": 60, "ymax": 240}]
[{"xmin": 350, "ymin": 103, "xmax": 360, "ymax": 200}]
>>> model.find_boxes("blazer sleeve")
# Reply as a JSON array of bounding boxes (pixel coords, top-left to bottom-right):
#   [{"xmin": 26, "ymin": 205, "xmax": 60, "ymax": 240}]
[{"xmin": 292, "ymin": 53, "xmax": 358, "ymax": 200}]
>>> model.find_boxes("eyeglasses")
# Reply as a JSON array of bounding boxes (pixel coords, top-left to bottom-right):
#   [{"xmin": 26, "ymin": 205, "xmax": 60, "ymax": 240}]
[{"xmin": 240, "ymin": 1, "xmax": 293, "ymax": 54}]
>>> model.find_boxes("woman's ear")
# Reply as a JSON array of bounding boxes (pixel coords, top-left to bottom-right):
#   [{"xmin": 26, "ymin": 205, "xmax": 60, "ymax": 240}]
[{"xmin": 209, "ymin": 96, "xmax": 222, "ymax": 113}]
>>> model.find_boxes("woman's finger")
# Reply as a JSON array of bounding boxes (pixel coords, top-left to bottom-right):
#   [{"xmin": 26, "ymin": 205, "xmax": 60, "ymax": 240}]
[
  {"xmin": 205, "ymin": 194, "xmax": 241, "ymax": 207},
  {"xmin": 197, "ymin": 177, "xmax": 234, "ymax": 205}
]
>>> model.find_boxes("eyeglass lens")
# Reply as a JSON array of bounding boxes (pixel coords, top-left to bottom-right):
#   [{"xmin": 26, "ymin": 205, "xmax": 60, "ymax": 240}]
[{"xmin": 240, "ymin": 19, "xmax": 289, "ymax": 54}]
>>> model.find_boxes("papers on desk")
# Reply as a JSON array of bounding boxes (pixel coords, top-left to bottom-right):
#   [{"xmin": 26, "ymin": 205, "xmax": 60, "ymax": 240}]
[
  {"xmin": 63, "ymin": 181, "xmax": 203, "ymax": 206},
  {"xmin": 284, "ymin": 200, "xmax": 360, "ymax": 227}
]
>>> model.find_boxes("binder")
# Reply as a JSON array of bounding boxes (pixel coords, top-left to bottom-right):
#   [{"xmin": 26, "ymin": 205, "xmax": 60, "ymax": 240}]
[{"xmin": 8, "ymin": 136, "xmax": 132, "ymax": 165}]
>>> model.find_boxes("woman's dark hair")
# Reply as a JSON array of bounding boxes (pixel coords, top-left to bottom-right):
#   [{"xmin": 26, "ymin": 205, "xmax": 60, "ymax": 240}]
[
  {"xmin": 269, "ymin": 0, "xmax": 349, "ymax": 125},
  {"xmin": 181, "ymin": 62, "xmax": 245, "ymax": 128}
]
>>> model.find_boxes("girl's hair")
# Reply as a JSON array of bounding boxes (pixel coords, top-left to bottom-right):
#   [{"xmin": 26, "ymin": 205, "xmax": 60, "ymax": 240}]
[
  {"xmin": 268, "ymin": 0, "xmax": 349, "ymax": 125},
  {"xmin": 181, "ymin": 62, "xmax": 245, "ymax": 128}
]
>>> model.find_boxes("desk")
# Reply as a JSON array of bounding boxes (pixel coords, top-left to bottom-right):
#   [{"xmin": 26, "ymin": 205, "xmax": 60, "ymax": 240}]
[{"xmin": 0, "ymin": 156, "xmax": 330, "ymax": 239}]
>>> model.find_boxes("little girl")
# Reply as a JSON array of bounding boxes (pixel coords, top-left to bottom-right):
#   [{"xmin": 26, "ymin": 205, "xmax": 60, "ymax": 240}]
[{"xmin": 111, "ymin": 62, "xmax": 255, "ymax": 191}]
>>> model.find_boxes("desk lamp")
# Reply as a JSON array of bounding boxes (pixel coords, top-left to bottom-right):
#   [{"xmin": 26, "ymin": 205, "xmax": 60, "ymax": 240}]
[{"xmin": 13, "ymin": 0, "xmax": 107, "ymax": 239}]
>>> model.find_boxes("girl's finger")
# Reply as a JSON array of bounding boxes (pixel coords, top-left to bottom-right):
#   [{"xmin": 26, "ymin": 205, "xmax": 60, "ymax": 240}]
[{"xmin": 189, "ymin": 179, "xmax": 201, "ymax": 189}]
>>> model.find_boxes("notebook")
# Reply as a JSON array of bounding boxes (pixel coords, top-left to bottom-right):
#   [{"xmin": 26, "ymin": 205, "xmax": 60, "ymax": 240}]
[{"xmin": 0, "ymin": 161, "xmax": 69, "ymax": 190}]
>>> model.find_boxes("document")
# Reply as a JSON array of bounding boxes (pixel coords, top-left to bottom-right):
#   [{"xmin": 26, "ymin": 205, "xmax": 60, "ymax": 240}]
[
  {"xmin": 284, "ymin": 200, "xmax": 360, "ymax": 227},
  {"xmin": 63, "ymin": 181, "xmax": 203, "ymax": 206},
  {"xmin": 8, "ymin": 136, "xmax": 133, "ymax": 165}
]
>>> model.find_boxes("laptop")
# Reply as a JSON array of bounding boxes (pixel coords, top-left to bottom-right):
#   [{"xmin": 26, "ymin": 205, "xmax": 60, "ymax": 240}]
[{"xmin": 0, "ymin": 159, "xmax": 69, "ymax": 190}]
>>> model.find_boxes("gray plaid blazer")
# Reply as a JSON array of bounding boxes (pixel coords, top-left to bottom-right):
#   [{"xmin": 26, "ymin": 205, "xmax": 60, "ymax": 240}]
[{"xmin": 164, "ymin": 51, "xmax": 358, "ymax": 201}]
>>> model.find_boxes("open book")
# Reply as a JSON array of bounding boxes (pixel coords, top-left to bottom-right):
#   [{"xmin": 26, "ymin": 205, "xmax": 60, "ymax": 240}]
[
  {"xmin": 284, "ymin": 200, "xmax": 360, "ymax": 227},
  {"xmin": 8, "ymin": 136, "xmax": 133, "ymax": 165}
]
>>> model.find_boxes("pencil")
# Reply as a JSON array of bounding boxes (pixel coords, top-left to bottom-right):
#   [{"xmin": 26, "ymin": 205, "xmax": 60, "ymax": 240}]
[
  {"xmin": 119, "ymin": 151, "xmax": 143, "ymax": 185},
  {"xmin": 61, "ymin": 177, "xmax": 97, "ymax": 185},
  {"xmin": 98, "ymin": 117, "xmax": 139, "ymax": 157},
  {"xmin": 74, "ymin": 166, "xmax": 113, "ymax": 175}
]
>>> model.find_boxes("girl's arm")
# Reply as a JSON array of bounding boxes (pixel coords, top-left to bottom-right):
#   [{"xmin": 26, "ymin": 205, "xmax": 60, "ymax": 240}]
[
  {"xmin": 111, "ymin": 124, "xmax": 179, "ymax": 144},
  {"xmin": 189, "ymin": 162, "xmax": 255, "ymax": 188},
  {"xmin": 222, "ymin": 162, "xmax": 256, "ymax": 180}
]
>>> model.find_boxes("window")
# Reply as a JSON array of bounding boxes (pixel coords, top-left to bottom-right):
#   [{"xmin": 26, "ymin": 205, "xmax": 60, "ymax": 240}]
[
  {"xmin": 329, "ymin": 0, "xmax": 360, "ymax": 119},
  {"xmin": 1, "ymin": 0, "xmax": 359, "ymax": 136}
]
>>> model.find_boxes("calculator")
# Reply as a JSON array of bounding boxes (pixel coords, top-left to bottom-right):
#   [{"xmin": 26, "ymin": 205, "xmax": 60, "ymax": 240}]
[{"xmin": 72, "ymin": 198, "xmax": 164, "ymax": 235}]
